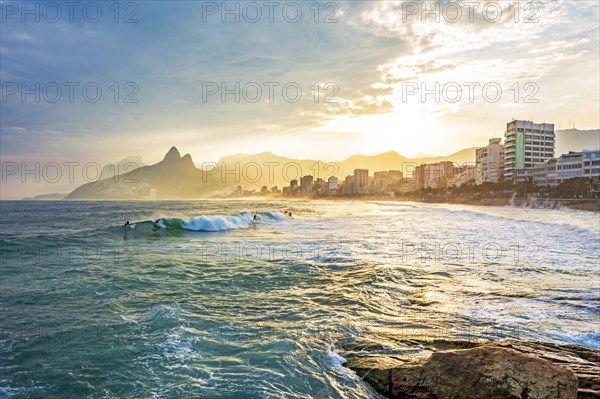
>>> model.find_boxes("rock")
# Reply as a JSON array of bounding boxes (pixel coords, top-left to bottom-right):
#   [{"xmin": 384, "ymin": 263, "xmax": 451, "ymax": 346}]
[
  {"xmin": 341, "ymin": 339, "xmax": 598, "ymax": 399},
  {"xmin": 500, "ymin": 341, "xmax": 600, "ymax": 397},
  {"xmin": 577, "ymin": 388, "xmax": 600, "ymax": 399}
]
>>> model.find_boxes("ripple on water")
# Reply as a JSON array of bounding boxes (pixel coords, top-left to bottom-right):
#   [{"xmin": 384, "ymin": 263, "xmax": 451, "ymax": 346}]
[{"xmin": 0, "ymin": 200, "xmax": 598, "ymax": 398}]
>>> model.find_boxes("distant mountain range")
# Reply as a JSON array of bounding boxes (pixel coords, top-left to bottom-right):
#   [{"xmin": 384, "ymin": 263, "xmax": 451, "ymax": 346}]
[
  {"xmin": 216, "ymin": 147, "xmax": 477, "ymax": 182},
  {"xmin": 65, "ymin": 129, "xmax": 599, "ymax": 199}
]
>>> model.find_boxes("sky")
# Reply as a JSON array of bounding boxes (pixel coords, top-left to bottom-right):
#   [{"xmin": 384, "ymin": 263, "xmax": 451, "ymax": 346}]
[{"xmin": 1, "ymin": 0, "xmax": 599, "ymax": 197}]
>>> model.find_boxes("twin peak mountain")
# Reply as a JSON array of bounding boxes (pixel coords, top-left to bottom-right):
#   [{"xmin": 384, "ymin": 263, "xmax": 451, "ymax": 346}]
[
  {"xmin": 161, "ymin": 146, "xmax": 196, "ymax": 170},
  {"xmin": 67, "ymin": 147, "xmax": 203, "ymax": 199}
]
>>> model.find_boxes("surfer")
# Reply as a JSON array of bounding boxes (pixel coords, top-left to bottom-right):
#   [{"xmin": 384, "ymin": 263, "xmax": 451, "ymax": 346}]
[
  {"xmin": 124, "ymin": 220, "xmax": 130, "ymax": 227},
  {"xmin": 253, "ymin": 213, "xmax": 258, "ymax": 221}
]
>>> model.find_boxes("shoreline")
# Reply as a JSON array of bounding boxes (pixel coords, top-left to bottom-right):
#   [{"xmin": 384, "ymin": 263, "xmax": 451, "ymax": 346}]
[
  {"xmin": 233, "ymin": 195, "xmax": 600, "ymax": 212},
  {"xmin": 10, "ymin": 196, "xmax": 600, "ymax": 212}
]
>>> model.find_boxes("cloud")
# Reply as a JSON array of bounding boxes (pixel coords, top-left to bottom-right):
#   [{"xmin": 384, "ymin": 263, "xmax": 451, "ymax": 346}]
[{"xmin": 0, "ymin": 0, "xmax": 598, "ymax": 175}]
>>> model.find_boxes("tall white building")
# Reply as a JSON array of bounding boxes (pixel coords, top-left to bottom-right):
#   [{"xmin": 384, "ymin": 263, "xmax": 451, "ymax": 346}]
[
  {"xmin": 327, "ymin": 176, "xmax": 339, "ymax": 191},
  {"xmin": 504, "ymin": 120, "xmax": 554, "ymax": 180},
  {"xmin": 353, "ymin": 169, "xmax": 369, "ymax": 193},
  {"xmin": 476, "ymin": 138, "xmax": 504, "ymax": 184},
  {"xmin": 300, "ymin": 175, "xmax": 313, "ymax": 193}
]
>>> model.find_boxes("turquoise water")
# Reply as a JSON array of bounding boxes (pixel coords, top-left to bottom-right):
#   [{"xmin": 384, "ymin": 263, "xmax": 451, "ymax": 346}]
[{"xmin": 1, "ymin": 200, "xmax": 599, "ymax": 398}]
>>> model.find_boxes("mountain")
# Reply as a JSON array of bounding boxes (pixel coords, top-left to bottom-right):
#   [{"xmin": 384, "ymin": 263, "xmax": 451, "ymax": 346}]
[
  {"xmin": 209, "ymin": 152, "xmax": 335, "ymax": 190},
  {"xmin": 67, "ymin": 147, "xmax": 209, "ymax": 199},
  {"xmin": 99, "ymin": 155, "xmax": 146, "ymax": 180},
  {"xmin": 556, "ymin": 129, "xmax": 600, "ymax": 155},
  {"xmin": 411, "ymin": 147, "xmax": 477, "ymax": 165},
  {"xmin": 337, "ymin": 151, "xmax": 409, "ymax": 176}
]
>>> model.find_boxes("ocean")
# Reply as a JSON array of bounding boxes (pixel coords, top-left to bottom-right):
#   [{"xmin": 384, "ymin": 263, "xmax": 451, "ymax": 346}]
[{"xmin": 0, "ymin": 200, "xmax": 598, "ymax": 398}]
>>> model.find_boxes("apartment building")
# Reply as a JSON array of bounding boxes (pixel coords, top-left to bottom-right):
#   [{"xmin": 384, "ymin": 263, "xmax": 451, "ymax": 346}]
[
  {"xmin": 504, "ymin": 120, "xmax": 554, "ymax": 180},
  {"xmin": 476, "ymin": 138, "xmax": 504, "ymax": 184}
]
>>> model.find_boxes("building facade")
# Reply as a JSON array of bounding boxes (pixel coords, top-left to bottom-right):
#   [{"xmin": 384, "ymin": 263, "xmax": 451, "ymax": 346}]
[
  {"xmin": 341, "ymin": 175, "xmax": 356, "ymax": 195},
  {"xmin": 353, "ymin": 169, "xmax": 369, "ymax": 193},
  {"xmin": 504, "ymin": 120, "xmax": 555, "ymax": 180},
  {"xmin": 327, "ymin": 176, "xmax": 339, "ymax": 191},
  {"xmin": 555, "ymin": 152, "xmax": 583, "ymax": 184},
  {"xmin": 450, "ymin": 165, "xmax": 476, "ymax": 187},
  {"xmin": 373, "ymin": 170, "xmax": 403, "ymax": 192},
  {"xmin": 476, "ymin": 138, "xmax": 504, "ymax": 184},
  {"xmin": 582, "ymin": 149, "xmax": 600, "ymax": 179},
  {"xmin": 516, "ymin": 149, "xmax": 600, "ymax": 186},
  {"xmin": 300, "ymin": 175, "xmax": 313, "ymax": 193},
  {"xmin": 530, "ymin": 160, "xmax": 557, "ymax": 186},
  {"xmin": 415, "ymin": 161, "xmax": 454, "ymax": 189}
]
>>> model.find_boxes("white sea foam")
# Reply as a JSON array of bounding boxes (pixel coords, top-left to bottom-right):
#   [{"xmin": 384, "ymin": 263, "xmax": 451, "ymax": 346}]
[{"xmin": 176, "ymin": 211, "xmax": 287, "ymax": 231}]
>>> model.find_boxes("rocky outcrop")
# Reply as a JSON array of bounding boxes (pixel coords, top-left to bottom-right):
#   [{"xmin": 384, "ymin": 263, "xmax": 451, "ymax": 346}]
[{"xmin": 340, "ymin": 339, "xmax": 599, "ymax": 399}]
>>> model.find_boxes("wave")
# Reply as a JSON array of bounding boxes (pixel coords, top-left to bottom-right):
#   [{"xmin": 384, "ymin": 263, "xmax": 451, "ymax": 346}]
[
  {"xmin": 126, "ymin": 211, "xmax": 287, "ymax": 232},
  {"xmin": 546, "ymin": 331, "xmax": 600, "ymax": 350}
]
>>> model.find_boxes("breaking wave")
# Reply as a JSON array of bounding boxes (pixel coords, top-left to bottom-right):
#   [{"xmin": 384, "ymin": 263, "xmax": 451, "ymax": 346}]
[{"xmin": 126, "ymin": 211, "xmax": 287, "ymax": 232}]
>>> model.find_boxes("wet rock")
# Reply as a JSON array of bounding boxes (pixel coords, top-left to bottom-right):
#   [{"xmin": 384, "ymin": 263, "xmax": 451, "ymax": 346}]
[{"xmin": 341, "ymin": 339, "xmax": 598, "ymax": 399}]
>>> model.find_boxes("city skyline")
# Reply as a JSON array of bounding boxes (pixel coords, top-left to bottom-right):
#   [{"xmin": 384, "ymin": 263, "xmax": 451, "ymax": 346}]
[
  {"xmin": 4, "ymin": 117, "xmax": 597, "ymax": 200},
  {"xmin": 3, "ymin": 123, "xmax": 599, "ymax": 200}
]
